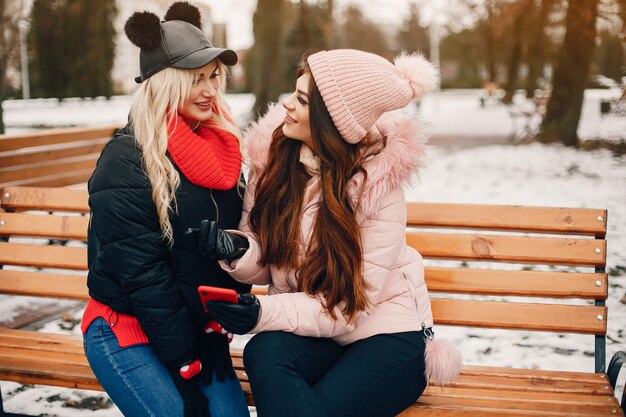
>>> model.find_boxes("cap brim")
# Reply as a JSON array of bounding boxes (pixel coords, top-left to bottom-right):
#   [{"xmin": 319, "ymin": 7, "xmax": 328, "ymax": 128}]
[{"xmin": 172, "ymin": 47, "xmax": 238, "ymax": 70}]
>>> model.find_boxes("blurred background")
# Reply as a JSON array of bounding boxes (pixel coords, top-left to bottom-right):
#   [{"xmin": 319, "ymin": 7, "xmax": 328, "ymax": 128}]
[
  {"xmin": 1, "ymin": 0, "xmax": 625, "ymax": 148},
  {"xmin": 1, "ymin": 2, "xmax": 626, "ymax": 415}
]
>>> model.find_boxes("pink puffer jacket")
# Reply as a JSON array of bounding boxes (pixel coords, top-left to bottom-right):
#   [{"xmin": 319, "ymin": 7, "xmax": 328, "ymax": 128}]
[{"xmin": 220, "ymin": 104, "xmax": 434, "ymax": 345}]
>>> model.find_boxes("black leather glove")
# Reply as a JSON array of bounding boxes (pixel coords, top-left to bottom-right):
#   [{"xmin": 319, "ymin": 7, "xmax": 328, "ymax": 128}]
[
  {"xmin": 189, "ymin": 220, "xmax": 249, "ymax": 261},
  {"xmin": 166, "ymin": 359, "xmax": 210, "ymax": 417},
  {"xmin": 197, "ymin": 332, "xmax": 236, "ymax": 385},
  {"xmin": 205, "ymin": 293, "xmax": 260, "ymax": 335}
]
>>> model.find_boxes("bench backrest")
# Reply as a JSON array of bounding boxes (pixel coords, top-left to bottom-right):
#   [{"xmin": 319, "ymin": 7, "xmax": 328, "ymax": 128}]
[
  {"xmin": 0, "ymin": 186, "xmax": 608, "ymax": 372},
  {"xmin": 0, "ymin": 126, "xmax": 119, "ymax": 188}
]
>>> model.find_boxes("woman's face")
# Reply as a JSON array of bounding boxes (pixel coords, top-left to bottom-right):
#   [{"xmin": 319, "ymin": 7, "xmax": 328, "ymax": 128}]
[
  {"xmin": 178, "ymin": 60, "xmax": 220, "ymax": 123},
  {"xmin": 282, "ymin": 72, "xmax": 312, "ymax": 146}
]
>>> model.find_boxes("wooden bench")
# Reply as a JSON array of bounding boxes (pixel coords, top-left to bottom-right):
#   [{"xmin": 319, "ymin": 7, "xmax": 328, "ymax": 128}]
[
  {"xmin": 506, "ymin": 90, "xmax": 551, "ymax": 141},
  {"xmin": 0, "ymin": 125, "xmax": 119, "ymax": 188},
  {"xmin": 0, "ymin": 185, "xmax": 624, "ymax": 416},
  {"xmin": 604, "ymin": 87, "xmax": 626, "ymax": 116}
]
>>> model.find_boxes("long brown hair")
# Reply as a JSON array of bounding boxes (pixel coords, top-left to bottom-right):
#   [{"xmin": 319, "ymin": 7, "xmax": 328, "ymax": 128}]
[{"xmin": 249, "ymin": 56, "xmax": 377, "ymax": 323}]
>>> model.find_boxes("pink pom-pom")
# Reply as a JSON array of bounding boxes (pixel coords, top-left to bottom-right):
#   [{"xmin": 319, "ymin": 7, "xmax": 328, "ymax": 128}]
[
  {"xmin": 394, "ymin": 52, "xmax": 440, "ymax": 100},
  {"xmin": 425, "ymin": 337, "xmax": 462, "ymax": 385}
]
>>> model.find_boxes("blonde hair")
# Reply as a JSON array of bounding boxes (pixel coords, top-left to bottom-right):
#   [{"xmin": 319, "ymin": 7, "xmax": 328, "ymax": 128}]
[{"xmin": 129, "ymin": 61, "xmax": 242, "ymax": 246}]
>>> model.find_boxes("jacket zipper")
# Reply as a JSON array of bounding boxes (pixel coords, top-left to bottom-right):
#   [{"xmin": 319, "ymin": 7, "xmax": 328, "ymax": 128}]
[
  {"xmin": 209, "ymin": 189, "xmax": 219, "ymax": 224},
  {"xmin": 402, "ymin": 272, "xmax": 433, "ymax": 339}
]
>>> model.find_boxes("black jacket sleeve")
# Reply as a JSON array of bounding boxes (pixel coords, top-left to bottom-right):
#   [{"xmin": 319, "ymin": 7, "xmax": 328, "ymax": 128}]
[{"xmin": 88, "ymin": 133, "xmax": 196, "ymax": 363}]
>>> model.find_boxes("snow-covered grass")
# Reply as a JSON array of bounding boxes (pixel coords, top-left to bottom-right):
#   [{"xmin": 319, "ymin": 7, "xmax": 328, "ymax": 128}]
[
  {"xmin": 4, "ymin": 89, "xmax": 625, "ymax": 144},
  {"xmin": 1, "ymin": 91, "xmax": 625, "ymax": 415}
]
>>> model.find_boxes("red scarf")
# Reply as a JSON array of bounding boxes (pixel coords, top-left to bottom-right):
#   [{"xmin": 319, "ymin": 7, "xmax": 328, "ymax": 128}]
[{"xmin": 167, "ymin": 114, "xmax": 242, "ymax": 190}]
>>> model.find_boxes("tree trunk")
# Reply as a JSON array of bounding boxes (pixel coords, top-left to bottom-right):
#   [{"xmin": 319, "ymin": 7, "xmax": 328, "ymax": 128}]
[
  {"xmin": 0, "ymin": 82, "xmax": 5, "ymax": 135},
  {"xmin": 0, "ymin": 0, "xmax": 5, "ymax": 134},
  {"xmin": 485, "ymin": 3, "xmax": 498, "ymax": 83},
  {"xmin": 538, "ymin": 0, "xmax": 599, "ymax": 147},
  {"xmin": 525, "ymin": 0, "xmax": 551, "ymax": 98},
  {"xmin": 502, "ymin": 0, "xmax": 533, "ymax": 104},
  {"xmin": 325, "ymin": 0, "xmax": 334, "ymax": 48},
  {"xmin": 250, "ymin": 0, "xmax": 287, "ymax": 115}
]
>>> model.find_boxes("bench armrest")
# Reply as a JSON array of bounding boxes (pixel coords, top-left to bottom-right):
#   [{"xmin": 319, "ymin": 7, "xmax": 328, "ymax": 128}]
[{"xmin": 608, "ymin": 350, "xmax": 626, "ymax": 411}]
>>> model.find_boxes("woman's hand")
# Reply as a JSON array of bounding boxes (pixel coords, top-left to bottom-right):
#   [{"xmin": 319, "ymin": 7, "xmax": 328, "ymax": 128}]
[
  {"xmin": 186, "ymin": 220, "xmax": 249, "ymax": 261},
  {"xmin": 166, "ymin": 359, "xmax": 210, "ymax": 417},
  {"xmin": 205, "ymin": 293, "xmax": 260, "ymax": 334}
]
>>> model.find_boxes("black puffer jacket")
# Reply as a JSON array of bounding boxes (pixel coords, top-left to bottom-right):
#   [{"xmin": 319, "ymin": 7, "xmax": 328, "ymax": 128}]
[{"xmin": 87, "ymin": 125, "xmax": 250, "ymax": 364}]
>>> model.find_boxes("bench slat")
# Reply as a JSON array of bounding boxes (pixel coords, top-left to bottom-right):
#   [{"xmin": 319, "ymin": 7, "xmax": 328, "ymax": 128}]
[
  {"xmin": 431, "ymin": 299, "xmax": 607, "ymax": 334},
  {"xmin": 401, "ymin": 404, "xmax": 616, "ymax": 416},
  {"xmin": 421, "ymin": 386, "xmax": 614, "ymax": 402},
  {"xmin": 407, "ymin": 203, "xmax": 607, "ymax": 236},
  {"xmin": 0, "ymin": 139, "xmax": 107, "ymax": 167},
  {"xmin": 0, "ymin": 125, "xmax": 118, "ymax": 152},
  {"xmin": 459, "ymin": 364, "xmax": 609, "ymax": 383},
  {"xmin": 1, "ymin": 169, "xmax": 96, "ymax": 188},
  {"xmin": 449, "ymin": 373, "xmax": 612, "ymax": 395},
  {"xmin": 0, "ymin": 329, "xmax": 85, "ymax": 353},
  {"xmin": 0, "ymin": 346, "xmax": 87, "ymax": 365},
  {"xmin": 0, "ymin": 187, "xmax": 608, "ymax": 237},
  {"xmin": 414, "ymin": 391, "xmax": 619, "ymax": 416},
  {"xmin": 0, "ymin": 233, "xmax": 606, "ymax": 271},
  {"xmin": 0, "ymin": 242, "xmax": 87, "ymax": 270},
  {"xmin": 425, "ymin": 267, "xmax": 608, "ymax": 299},
  {"xmin": 0, "ymin": 270, "xmax": 88, "ymax": 299},
  {"xmin": 0, "ymin": 155, "xmax": 99, "ymax": 183},
  {"xmin": 0, "ymin": 356, "xmax": 101, "ymax": 391},
  {"xmin": 0, "ymin": 212, "xmax": 88, "ymax": 239},
  {"xmin": 1, "ymin": 186, "xmax": 89, "ymax": 212},
  {"xmin": 31, "ymin": 170, "xmax": 94, "ymax": 188},
  {"xmin": 409, "ymin": 232, "xmax": 606, "ymax": 267},
  {"xmin": 0, "ymin": 266, "xmax": 606, "ymax": 301}
]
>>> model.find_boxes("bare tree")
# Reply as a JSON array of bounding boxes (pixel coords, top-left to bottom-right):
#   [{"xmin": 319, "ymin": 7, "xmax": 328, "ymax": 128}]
[
  {"xmin": 481, "ymin": 0, "xmax": 507, "ymax": 83},
  {"xmin": 0, "ymin": 0, "xmax": 25, "ymax": 134},
  {"xmin": 619, "ymin": 0, "xmax": 626, "ymax": 37},
  {"xmin": 539, "ymin": 0, "xmax": 599, "ymax": 147},
  {"xmin": 502, "ymin": 0, "xmax": 535, "ymax": 103},
  {"xmin": 247, "ymin": 0, "xmax": 290, "ymax": 116},
  {"xmin": 525, "ymin": 0, "xmax": 559, "ymax": 97}
]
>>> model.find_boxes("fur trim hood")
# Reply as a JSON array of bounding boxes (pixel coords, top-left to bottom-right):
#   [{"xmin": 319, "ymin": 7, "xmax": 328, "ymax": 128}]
[{"xmin": 244, "ymin": 104, "xmax": 427, "ymax": 219}]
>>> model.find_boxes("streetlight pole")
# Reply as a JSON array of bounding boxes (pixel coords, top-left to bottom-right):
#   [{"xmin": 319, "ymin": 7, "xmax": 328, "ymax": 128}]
[{"xmin": 19, "ymin": 19, "xmax": 30, "ymax": 100}]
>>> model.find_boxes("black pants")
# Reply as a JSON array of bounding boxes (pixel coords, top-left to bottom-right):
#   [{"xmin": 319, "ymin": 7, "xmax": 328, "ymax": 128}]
[{"xmin": 243, "ymin": 331, "xmax": 427, "ymax": 417}]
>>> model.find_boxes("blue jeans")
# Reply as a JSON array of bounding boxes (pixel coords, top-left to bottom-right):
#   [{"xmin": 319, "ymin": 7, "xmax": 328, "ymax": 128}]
[{"xmin": 83, "ymin": 317, "xmax": 249, "ymax": 417}]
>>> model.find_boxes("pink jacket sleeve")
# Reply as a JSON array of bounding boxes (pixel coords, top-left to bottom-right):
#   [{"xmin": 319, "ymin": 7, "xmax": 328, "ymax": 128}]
[{"xmin": 252, "ymin": 187, "xmax": 408, "ymax": 337}]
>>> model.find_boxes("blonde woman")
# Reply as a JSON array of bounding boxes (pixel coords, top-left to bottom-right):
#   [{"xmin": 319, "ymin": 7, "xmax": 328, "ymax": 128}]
[{"xmin": 81, "ymin": 3, "xmax": 249, "ymax": 416}]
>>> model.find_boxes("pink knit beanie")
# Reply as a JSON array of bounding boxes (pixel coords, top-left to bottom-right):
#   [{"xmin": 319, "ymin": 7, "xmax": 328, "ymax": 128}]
[{"xmin": 307, "ymin": 49, "xmax": 439, "ymax": 144}]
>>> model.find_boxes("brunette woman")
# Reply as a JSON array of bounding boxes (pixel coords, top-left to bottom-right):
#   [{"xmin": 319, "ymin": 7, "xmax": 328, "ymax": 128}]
[{"xmin": 201, "ymin": 49, "xmax": 462, "ymax": 417}]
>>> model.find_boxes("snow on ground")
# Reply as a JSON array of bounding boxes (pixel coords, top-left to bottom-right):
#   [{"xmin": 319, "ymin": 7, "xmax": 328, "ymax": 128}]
[
  {"xmin": 417, "ymin": 88, "xmax": 626, "ymax": 144},
  {"xmin": 3, "ymin": 88, "xmax": 625, "ymax": 144},
  {"xmin": 1, "ymin": 90, "xmax": 625, "ymax": 415}
]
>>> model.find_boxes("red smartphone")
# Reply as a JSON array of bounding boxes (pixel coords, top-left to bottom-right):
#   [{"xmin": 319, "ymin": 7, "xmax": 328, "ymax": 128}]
[{"xmin": 198, "ymin": 286, "xmax": 239, "ymax": 312}]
